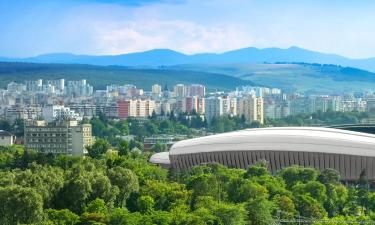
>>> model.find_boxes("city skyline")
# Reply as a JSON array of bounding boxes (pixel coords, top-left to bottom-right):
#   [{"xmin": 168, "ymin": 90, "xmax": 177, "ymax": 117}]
[{"xmin": 1, "ymin": 0, "xmax": 375, "ymax": 58}]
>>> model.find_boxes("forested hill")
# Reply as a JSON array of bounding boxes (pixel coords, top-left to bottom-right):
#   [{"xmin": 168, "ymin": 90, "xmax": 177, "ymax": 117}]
[
  {"xmin": 0, "ymin": 62, "xmax": 255, "ymax": 91},
  {"xmin": 171, "ymin": 63, "xmax": 375, "ymax": 93}
]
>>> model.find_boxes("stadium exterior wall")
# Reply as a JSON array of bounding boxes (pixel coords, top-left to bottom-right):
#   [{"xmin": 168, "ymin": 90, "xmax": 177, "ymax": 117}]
[
  {"xmin": 170, "ymin": 151, "xmax": 375, "ymax": 181},
  {"xmin": 166, "ymin": 127, "xmax": 375, "ymax": 181}
]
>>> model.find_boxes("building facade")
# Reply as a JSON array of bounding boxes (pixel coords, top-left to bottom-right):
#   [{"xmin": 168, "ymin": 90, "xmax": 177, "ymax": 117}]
[
  {"xmin": 42, "ymin": 105, "xmax": 82, "ymax": 122},
  {"xmin": 237, "ymin": 95, "xmax": 264, "ymax": 124},
  {"xmin": 117, "ymin": 99, "xmax": 155, "ymax": 119},
  {"xmin": 205, "ymin": 97, "xmax": 223, "ymax": 123},
  {"xmin": 0, "ymin": 130, "xmax": 15, "ymax": 146},
  {"xmin": 24, "ymin": 120, "xmax": 94, "ymax": 156}
]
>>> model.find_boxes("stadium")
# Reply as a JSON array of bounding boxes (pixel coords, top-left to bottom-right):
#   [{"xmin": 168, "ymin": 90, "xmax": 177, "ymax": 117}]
[{"xmin": 150, "ymin": 127, "xmax": 375, "ymax": 180}]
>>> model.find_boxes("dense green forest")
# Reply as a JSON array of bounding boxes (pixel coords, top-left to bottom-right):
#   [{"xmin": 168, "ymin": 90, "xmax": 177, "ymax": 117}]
[
  {"xmin": 1, "ymin": 144, "xmax": 375, "ymax": 225},
  {"xmin": 0, "ymin": 62, "xmax": 254, "ymax": 90},
  {"xmin": 265, "ymin": 111, "xmax": 369, "ymax": 127}
]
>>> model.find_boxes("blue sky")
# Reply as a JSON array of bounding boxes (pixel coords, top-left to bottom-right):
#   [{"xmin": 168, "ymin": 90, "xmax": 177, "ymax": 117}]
[{"xmin": 1, "ymin": 0, "xmax": 375, "ymax": 58}]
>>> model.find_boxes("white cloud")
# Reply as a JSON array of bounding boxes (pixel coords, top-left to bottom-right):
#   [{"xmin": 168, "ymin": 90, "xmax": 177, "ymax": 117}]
[{"xmin": 89, "ymin": 19, "xmax": 254, "ymax": 54}]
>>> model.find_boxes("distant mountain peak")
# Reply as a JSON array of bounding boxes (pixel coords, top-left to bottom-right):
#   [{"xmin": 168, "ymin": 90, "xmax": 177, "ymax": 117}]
[
  {"xmin": 1, "ymin": 46, "xmax": 375, "ymax": 72},
  {"xmin": 287, "ymin": 46, "xmax": 302, "ymax": 50}
]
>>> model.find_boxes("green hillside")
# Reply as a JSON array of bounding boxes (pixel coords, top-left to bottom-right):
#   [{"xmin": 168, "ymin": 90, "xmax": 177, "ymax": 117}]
[
  {"xmin": 0, "ymin": 62, "xmax": 254, "ymax": 91},
  {"xmin": 171, "ymin": 63, "xmax": 375, "ymax": 93}
]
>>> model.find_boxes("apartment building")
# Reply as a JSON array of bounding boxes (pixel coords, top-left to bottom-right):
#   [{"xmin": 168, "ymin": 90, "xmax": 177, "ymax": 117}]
[
  {"xmin": 4, "ymin": 105, "xmax": 42, "ymax": 122},
  {"xmin": 184, "ymin": 96, "xmax": 205, "ymax": 114},
  {"xmin": 24, "ymin": 120, "xmax": 94, "ymax": 156},
  {"xmin": 173, "ymin": 84, "xmax": 187, "ymax": 98},
  {"xmin": 42, "ymin": 105, "xmax": 82, "ymax": 122},
  {"xmin": 117, "ymin": 99, "xmax": 155, "ymax": 119},
  {"xmin": 237, "ymin": 95, "xmax": 264, "ymax": 124},
  {"xmin": 188, "ymin": 84, "xmax": 206, "ymax": 97},
  {"xmin": 205, "ymin": 96, "xmax": 224, "ymax": 123},
  {"xmin": 152, "ymin": 84, "xmax": 162, "ymax": 96}
]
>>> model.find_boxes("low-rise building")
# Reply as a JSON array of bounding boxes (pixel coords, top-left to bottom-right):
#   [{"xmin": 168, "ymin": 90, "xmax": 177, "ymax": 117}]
[
  {"xmin": 0, "ymin": 130, "xmax": 15, "ymax": 146},
  {"xmin": 144, "ymin": 136, "xmax": 176, "ymax": 151}
]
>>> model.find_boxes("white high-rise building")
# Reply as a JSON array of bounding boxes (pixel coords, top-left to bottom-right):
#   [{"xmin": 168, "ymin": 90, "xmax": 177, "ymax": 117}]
[
  {"xmin": 65, "ymin": 80, "xmax": 93, "ymax": 97},
  {"xmin": 237, "ymin": 95, "xmax": 264, "ymax": 124},
  {"xmin": 47, "ymin": 79, "xmax": 65, "ymax": 93},
  {"xmin": 25, "ymin": 79, "xmax": 42, "ymax": 92},
  {"xmin": 222, "ymin": 96, "xmax": 237, "ymax": 116},
  {"xmin": 152, "ymin": 84, "xmax": 162, "ymax": 95},
  {"xmin": 174, "ymin": 84, "xmax": 187, "ymax": 98},
  {"xmin": 7, "ymin": 82, "xmax": 26, "ymax": 93},
  {"xmin": 205, "ymin": 97, "xmax": 223, "ymax": 123}
]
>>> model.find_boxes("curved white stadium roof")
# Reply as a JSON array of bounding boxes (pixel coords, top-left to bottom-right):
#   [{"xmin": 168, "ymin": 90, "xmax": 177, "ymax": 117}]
[
  {"xmin": 149, "ymin": 152, "xmax": 170, "ymax": 164},
  {"xmin": 169, "ymin": 127, "xmax": 375, "ymax": 157}
]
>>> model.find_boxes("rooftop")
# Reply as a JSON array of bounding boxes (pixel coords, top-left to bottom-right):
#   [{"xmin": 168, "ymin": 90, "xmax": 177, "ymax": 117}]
[
  {"xmin": 0, "ymin": 130, "xmax": 13, "ymax": 137},
  {"xmin": 169, "ymin": 127, "xmax": 375, "ymax": 157}
]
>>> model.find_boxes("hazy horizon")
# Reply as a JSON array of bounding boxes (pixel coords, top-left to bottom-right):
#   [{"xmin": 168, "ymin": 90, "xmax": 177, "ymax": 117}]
[{"xmin": 3, "ymin": 45, "xmax": 371, "ymax": 60}]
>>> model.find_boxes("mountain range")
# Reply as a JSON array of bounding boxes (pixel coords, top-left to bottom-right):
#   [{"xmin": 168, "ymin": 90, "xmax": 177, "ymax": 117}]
[{"xmin": 2, "ymin": 46, "xmax": 375, "ymax": 72}]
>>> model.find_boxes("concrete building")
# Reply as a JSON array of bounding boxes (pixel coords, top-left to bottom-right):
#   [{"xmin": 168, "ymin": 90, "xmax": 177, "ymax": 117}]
[
  {"xmin": 222, "ymin": 96, "xmax": 237, "ymax": 116},
  {"xmin": 117, "ymin": 99, "xmax": 155, "ymax": 119},
  {"xmin": 65, "ymin": 80, "xmax": 93, "ymax": 97},
  {"xmin": 314, "ymin": 96, "xmax": 330, "ymax": 113},
  {"xmin": 290, "ymin": 97, "xmax": 315, "ymax": 115},
  {"xmin": 366, "ymin": 98, "xmax": 375, "ymax": 114},
  {"xmin": 67, "ymin": 102, "xmax": 118, "ymax": 119},
  {"xmin": 0, "ymin": 130, "xmax": 15, "ymax": 146},
  {"xmin": 4, "ymin": 105, "xmax": 42, "ymax": 122},
  {"xmin": 188, "ymin": 84, "xmax": 206, "ymax": 97},
  {"xmin": 341, "ymin": 99, "xmax": 366, "ymax": 112},
  {"xmin": 7, "ymin": 82, "xmax": 26, "ymax": 93},
  {"xmin": 46, "ymin": 79, "xmax": 65, "ymax": 93},
  {"xmin": 25, "ymin": 79, "xmax": 43, "ymax": 92},
  {"xmin": 328, "ymin": 96, "xmax": 342, "ymax": 112},
  {"xmin": 184, "ymin": 96, "xmax": 205, "ymax": 114},
  {"xmin": 151, "ymin": 127, "xmax": 375, "ymax": 180},
  {"xmin": 123, "ymin": 85, "xmax": 143, "ymax": 97},
  {"xmin": 264, "ymin": 98, "xmax": 290, "ymax": 119},
  {"xmin": 42, "ymin": 105, "xmax": 82, "ymax": 122},
  {"xmin": 24, "ymin": 120, "xmax": 94, "ymax": 156},
  {"xmin": 256, "ymin": 97, "xmax": 264, "ymax": 124},
  {"xmin": 144, "ymin": 136, "xmax": 175, "ymax": 151},
  {"xmin": 152, "ymin": 84, "xmax": 162, "ymax": 96},
  {"xmin": 205, "ymin": 96, "xmax": 223, "ymax": 123},
  {"xmin": 161, "ymin": 101, "xmax": 171, "ymax": 115},
  {"xmin": 237, "ymin": 95, "xmax": 264, "ymax": 124},
  {"xmin": 173, "ymin": 84, "xmax": 187, "ymax": 98}
]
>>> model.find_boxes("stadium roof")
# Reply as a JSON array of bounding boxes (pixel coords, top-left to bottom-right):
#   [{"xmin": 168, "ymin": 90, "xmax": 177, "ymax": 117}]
[
  {"xmin": 169, "ymin": 127, "xmax": 375, "ymax": 157},
  {"xmin": 149, "ymin": 152, "xmax": 170, "ymax": 165}
]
